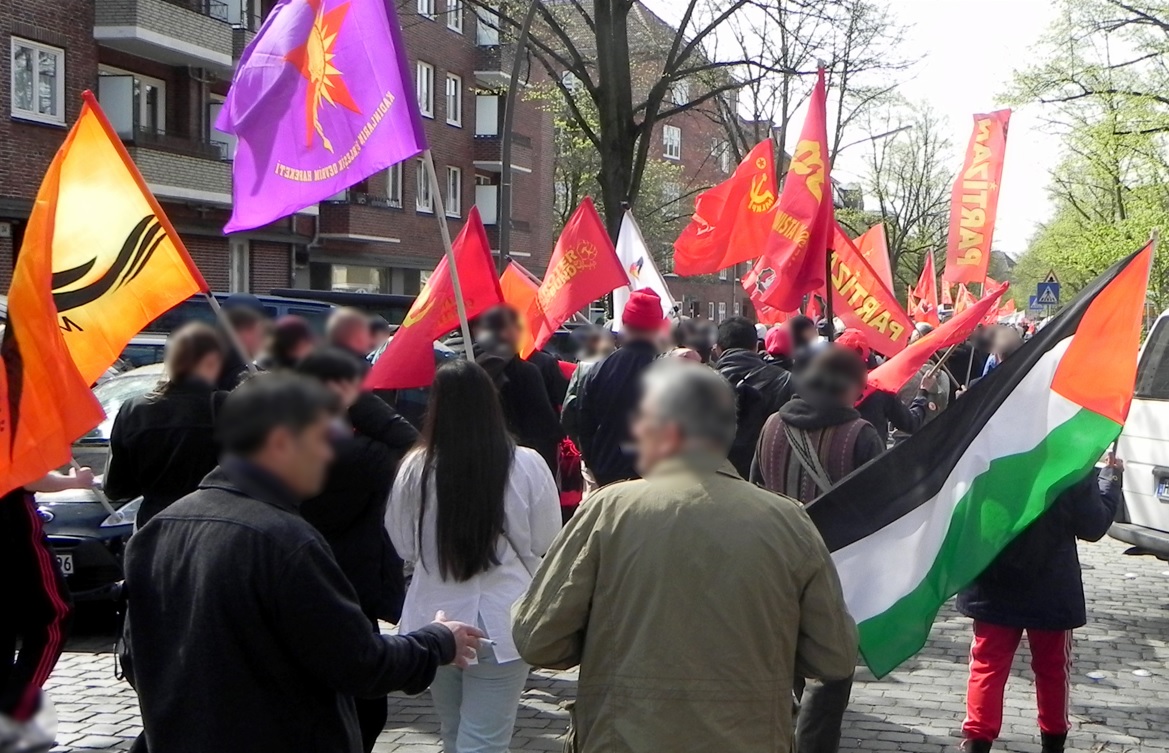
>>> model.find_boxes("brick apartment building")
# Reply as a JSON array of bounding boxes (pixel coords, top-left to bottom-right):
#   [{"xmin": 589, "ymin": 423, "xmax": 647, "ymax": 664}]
[{"xmin": 0, "ymin": 0, "xmax": 554, "ymax": 298}]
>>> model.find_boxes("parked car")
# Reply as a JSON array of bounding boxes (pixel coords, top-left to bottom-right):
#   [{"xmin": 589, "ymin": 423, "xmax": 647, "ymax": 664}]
[
  {"xmin": 41, "ymin": 365, "xmax": 162, "ymax": 600},
  {"xmin": 1111, "ymin": 308, "xmax": 1169, "ymax": 559},
  {"xmin": 143, "ymin": 292, "xmax": 334, "ymax": 334},
  {"xmin": 269, "ymin": 288, "xmax": 414, "ymax": 326}
]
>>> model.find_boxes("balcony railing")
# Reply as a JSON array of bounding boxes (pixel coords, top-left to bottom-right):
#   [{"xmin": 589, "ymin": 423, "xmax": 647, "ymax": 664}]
[
  {"xmin": 324, "ymin": 191, "xmax": 404, "ymax": 210},
  {"xmin": 162, "ymin": 0, "xmax": 230, "ymax": 22},
  {"xmin": 129, "ymin": 126, "xmax": 228, "ymax": 161}
]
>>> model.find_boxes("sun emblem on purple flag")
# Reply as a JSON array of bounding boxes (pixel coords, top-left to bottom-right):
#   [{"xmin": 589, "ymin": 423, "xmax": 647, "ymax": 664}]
[{"xmin": 284, "ymin": 0, "xmax": 361, "ymax": 153}]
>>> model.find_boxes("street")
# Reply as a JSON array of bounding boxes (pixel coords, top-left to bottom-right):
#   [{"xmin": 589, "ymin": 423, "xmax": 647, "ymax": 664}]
[{"xmin": 44, "ymin": 537, "xmax": 1169, "ymax": 753}]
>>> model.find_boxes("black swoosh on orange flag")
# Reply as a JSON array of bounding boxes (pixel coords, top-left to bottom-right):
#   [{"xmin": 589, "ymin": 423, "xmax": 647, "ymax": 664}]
[
  {"xmin": 1, "ymin": 324, "xmax": 24, "ymax": 458},
  {"xmin": 52, "ymin": 216, "xmax": 159, "ymax": 313}
]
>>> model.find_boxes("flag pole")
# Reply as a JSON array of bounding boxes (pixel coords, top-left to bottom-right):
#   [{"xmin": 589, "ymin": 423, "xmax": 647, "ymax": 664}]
[
  {"xmin": 422, "ymin": 149, "xmax": 475, "ymax": 354},
  {"xmin": 203, "ymin": 293, "xmax": 259, "ymax": 375},
  {"xmin": 824, "ymin": 249, "xmax": 835, "ymax": 342}
]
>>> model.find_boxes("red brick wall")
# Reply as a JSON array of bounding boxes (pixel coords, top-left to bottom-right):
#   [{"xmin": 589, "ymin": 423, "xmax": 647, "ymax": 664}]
[
  {"xmin": 250, "ymin": 241, "xmax": 291, "ymax": 293},
  {"xmin": 0, "ymin": 235, "xmax": 13, "ymax": 291},
  {"xmin": 185, "ymin": 235, "xmax": 230, "ymax": 291}
]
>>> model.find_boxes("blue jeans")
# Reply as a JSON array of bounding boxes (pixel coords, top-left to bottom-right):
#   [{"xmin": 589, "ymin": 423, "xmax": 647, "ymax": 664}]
[{"xmin": 429, "ymin": 642, "xmax": 529, "ymax": 753}]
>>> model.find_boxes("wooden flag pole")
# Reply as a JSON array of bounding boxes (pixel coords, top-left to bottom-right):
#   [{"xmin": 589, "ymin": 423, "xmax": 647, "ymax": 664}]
[
  {"xmin": 204, "ymin": 292, "xmax": 260, "ymax": 375},
  {"xmin": 422, "ymin": 149, "xmax": 475, "ymax": 355},
  {"xmin": 70, "ymin": 457, "xmax": 117, "ymax": 516}
]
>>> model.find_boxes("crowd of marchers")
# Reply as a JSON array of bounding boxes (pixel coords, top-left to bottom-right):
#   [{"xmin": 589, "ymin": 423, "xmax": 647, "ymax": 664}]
[{"xmin": 2, "ymin": 290, "xmax": 1123, "ymax": 753}]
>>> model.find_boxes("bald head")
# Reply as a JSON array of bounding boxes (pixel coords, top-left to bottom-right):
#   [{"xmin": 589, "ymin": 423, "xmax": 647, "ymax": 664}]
[{"xmin": 632, "ymin": 360, "xmax": 737, "ymax": 475}]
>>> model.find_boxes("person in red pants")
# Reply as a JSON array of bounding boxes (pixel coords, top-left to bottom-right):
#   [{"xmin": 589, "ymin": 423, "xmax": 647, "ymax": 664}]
[
  {"xmin": 956, "ymin": 455, "xmax": 1124, "ymax": 753},
  {"xmin": 0, "ymin": 468, "xmax": 96, "ymax": 752}
]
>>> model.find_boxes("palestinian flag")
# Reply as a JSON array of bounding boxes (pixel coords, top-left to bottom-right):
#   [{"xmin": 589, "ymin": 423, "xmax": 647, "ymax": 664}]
[{"xmin": 808, "ymin": 241, "xmax": 1153, "ymax": 678}]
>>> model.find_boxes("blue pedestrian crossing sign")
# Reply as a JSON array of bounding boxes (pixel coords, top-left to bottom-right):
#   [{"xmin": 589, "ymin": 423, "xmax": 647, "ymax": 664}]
[
  {"xmin": 1036, "ymin": 270, "xmax": 1061, "ymax": 307},
  {"xmin": 1028, "ymin": 295, "xmax": 1043, "ymax": 314}
]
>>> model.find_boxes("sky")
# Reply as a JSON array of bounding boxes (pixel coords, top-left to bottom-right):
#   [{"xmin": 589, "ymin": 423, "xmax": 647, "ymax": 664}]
[{"xmin": 644, "ymin": 0, "xmax": 1064, "ymax": 259}]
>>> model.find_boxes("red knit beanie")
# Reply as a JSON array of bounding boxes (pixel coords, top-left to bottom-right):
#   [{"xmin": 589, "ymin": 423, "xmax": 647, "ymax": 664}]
[
  {"xmin": 835, "ymin": 328, "xmax": 869, "ymax": 360},
  {"xmin": 622, "ymin": 289, "xmax": 666, "ymax": 331}
]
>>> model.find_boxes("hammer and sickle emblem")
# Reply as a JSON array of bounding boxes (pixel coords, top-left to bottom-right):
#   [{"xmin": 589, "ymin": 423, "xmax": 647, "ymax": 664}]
[
  {"xmin": 790, "ymin": 139, "xmax": 825, "ymax": 203},
  {"xmin": 748, "ymin": 174, "xmax": 776, "ymax": 213}
]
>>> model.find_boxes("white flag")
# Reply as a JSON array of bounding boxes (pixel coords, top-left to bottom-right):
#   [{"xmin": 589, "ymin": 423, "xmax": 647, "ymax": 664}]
[{"xmin": 613, "ymin": 211, "xmax": 674, "ymax": 328}]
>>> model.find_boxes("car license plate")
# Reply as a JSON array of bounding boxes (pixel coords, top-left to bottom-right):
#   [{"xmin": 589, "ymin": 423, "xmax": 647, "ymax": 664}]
[{"xmin": 55, "ymin": 552, "xmax": 74, "ymax": 576}]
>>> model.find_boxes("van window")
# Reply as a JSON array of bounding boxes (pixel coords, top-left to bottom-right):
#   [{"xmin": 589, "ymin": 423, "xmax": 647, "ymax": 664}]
[{"xmin": 1135, "ymin": 318, "xmax": 1169, "ymax": 399}]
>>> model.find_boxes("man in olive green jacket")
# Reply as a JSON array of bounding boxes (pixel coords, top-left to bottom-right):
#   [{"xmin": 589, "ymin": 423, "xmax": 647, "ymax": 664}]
[{"xmin": 513, "ymin": 361, "xmax": 858, "ymax": 753}]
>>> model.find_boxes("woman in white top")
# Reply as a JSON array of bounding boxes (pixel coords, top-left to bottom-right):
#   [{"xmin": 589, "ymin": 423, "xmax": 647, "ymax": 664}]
[{"xmin": 387, "ymin": 359, "xmax": 561, "ymax": 753}]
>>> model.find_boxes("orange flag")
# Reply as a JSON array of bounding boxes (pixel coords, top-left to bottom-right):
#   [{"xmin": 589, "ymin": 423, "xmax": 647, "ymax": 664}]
[
  {"xmin": 527, "ymin": 198, "xmax": 626, "ymax": 353},
  {"xmin": 828, "ymin": 223, "xmax": 913, "ymax": 355},
  {"xmin": 673, "ymin": 139, "xmax": 778, "ymax": 276},
  {"xmin": 941, "ymin": 282, "xmax": 953, "ymax": 307},
  {"xmin": 499, "ymin": 261, "xmax": 540, "ymax": 359},
  {"xmin": 0, "ymin": 116, "xmax": 106, "ymax": 492},
  {"xmin": 744, "ymin": 69, "xmax": 833, "ymax": 312},
  {"xmin": 41, "ymin": 93, "xmax": 208, "ymax": 385},
  {"xmin": 856, "ymin": 224, "xmax": 894, "ymax": 293},
  {"xmin": 943, "ymin": 110, "xmax": 1011, "ymax": 284},
  {"xmin": 911, "ymin": 252, "xmax": 941, "ymax": 327},
  {"xmin": 365, "ymin": 207, "xmax": 503, "ymax": 389}
]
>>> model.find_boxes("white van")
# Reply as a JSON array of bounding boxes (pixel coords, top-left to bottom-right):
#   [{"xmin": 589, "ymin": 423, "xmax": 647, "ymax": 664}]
[{"xmin": 1111, "ymin": 309, "xmax": 1169, "ymax": 559}]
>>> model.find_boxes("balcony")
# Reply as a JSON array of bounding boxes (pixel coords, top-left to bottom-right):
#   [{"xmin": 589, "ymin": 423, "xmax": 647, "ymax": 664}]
[
  {"xmin": 127, "ymin": 136, "xmax": 232, "ymax": 206},
  {"xmin": 94, "ymin": 0, "xmax": 235, "ymax": 74},
  {"xmin": 318, "ymin": 194, "xmax": 404, "ymax": 244}
]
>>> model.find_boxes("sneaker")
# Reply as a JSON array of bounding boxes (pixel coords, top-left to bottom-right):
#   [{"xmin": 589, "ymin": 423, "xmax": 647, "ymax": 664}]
[
  {"xmin": 9, "ymin": 720, "xmax": 54, "ymax": 753},
  {"xmin": 961, "ymin": 739, "xmax": 993, "ymax": 753}
]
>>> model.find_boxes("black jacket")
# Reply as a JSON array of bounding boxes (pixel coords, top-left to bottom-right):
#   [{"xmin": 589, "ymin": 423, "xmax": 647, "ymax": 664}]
[
  {"xmin": 527, "ymin": 349, "xmax": 570, "ymax": 409},
  {"xmin": 104, "ymin": 378, "xmax": 226, "ymax": 526},
  {"xmin": 122, "ymin": 459, "xmax": 455, "ymax": 753},
  {"xmin": 301, "ymin": 395, "xmax": 418, "ymax": 623},
  {"xmin": 857, "ymin": 388, "xmax": 928, "ymax": 437},
  {"xmin": 957, "ymin": 469, "xmax": 1122, "ymax": 631},
  {"xmin": 577, "ymin": 340, "xmax": 659, "ymax": 486},
  {"xmin": 497, "ymin": 356, "xmax": 562, "ymax": 473},
  {"xmin": 714, "ymin": 348, "xmax": 794, "ymax": 477}
]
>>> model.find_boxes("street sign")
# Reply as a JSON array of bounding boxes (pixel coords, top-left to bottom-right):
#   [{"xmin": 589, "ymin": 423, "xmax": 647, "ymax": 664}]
[
  {"xmin": 1036, "ymin": 281, "xmax": 1060, "ymax": 306},
  {"xmin": 1043, "ymin": 269, "xmax": 1061, "ymax": 285},
  {"xmin": 1028, "ymin": 295, "xmax": 1043, "ymax": 314}
]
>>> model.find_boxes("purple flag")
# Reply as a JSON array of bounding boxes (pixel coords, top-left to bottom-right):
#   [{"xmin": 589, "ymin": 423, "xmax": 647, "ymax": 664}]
[{"xmin": 218, "ymin": 0, "xmax": 426, "ymax": 232}]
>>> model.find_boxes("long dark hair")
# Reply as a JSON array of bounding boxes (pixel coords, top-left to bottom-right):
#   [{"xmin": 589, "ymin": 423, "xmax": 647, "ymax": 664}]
[
  {"xmin": 419, "ymin": 359, "xmax": 515, "ymax": 582},
  {"xmin": 154, "ymin": 322, "xmax": 226, "ymax": 396}
]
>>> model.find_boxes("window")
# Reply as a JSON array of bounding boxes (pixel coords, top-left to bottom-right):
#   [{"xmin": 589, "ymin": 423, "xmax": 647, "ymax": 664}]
[
  {"xmin": 733, "ymin": 302, "xmax": 741, "ymax": 317},
  {"xmin": 1136, "ymin": 318, "xmax": 1169, "ymax": 399},
  {"xmin": 417, "ymin": 0, "xmax": 435, "ymax": 18},
  {"xmin": 476, "ymin": 4, "xmax": 500, "ymax": 45},
  {"xmin": 387, "ymin": 163, "xmax": 403, "ymax": 208},
  {"xmin": 447, "ymin": 0, "xmax": 463, "ymax": 32},
  {"xmin": 718, "ymin": 267, "xmax": 728, "ymax": 281},
  {"xmin": 672, "ymin": 80, "xmax": 689, "ymax": 106},
  {"xmin": 416, "ymin": 159, "xmax": 433, "ymax": 212},
  {"xmin": 718, "ymin": 302, "xmax": 727, "ymax": 322},
  {"xmin": 663, "ymin": 124, "xmax": 681, "ymax": 160},
  {"xmin": 229, "ymin": 238, "xmax": 250, "ymax": 293},
  {"xmin": 11, "ymin": 38, "xmax": 65, "ymax": 125},
  {"xmin": 416, "ymin": 62, "xmax": 434, "ymax": 118},
  {"xmin": 207, "ymin": 93, "xmax": 235, "ymax": 160},
  {"xmin": 445, "ymin": 74, "xmax": 462, "ymax": 126},
  {"xmin": 99, "ymin": 66, "xmax": 167, "ymax": 136},
  {"xmin": 711, "ymin": 139, "xmax": 732, "ymax": 173},
  {"xmin": 561, "ymin": 71, "xmax": 581, "ymax": 92},
  {"xmin": 445, "ymin": 166, "xmax": 462, "ymax": 217},
  {"xmin": 707, "ymin": 302, "xmax": 715, "ymax": 321}
]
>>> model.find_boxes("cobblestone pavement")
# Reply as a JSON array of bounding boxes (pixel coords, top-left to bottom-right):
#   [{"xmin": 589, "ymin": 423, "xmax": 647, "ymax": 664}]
[{"xmin": 44, "ymin": 538, "xmax": 1169, "ymax": 752}]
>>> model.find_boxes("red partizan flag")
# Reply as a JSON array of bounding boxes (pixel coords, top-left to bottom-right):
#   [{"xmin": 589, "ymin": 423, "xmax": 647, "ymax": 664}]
[
  {"xmin": 943, "ymin": 110, "xmax": 1011, "ymax": 283},
  {"xmin": 941, "ymin": 282, "xmax": 954, "ymax": 307},
  {"xmin": 865, "ymin": 282, "xmax": 1009, "ymax": 398},
  {"xmin": 527, "ymin": 198, "xmax": 626, "ymax": 353},
  {"xmin": 828, "ymin": 223, "xmax": 913, "ymax": 355},
  {"xmin": 912, "ymin": 252, "xmax": 941, "ymax": 327},
  {"xmin": 673, "ymin": 139, "xmax": 778, "ymax": 276},
  {"xmin": 743, "ymin": 69, "xmax": 832, "ymax": 311},
  {"xmin": 365, "ymin": 207, "xmax": 502, "ymax": 389},
  {"xmin": 954, "ymin": 283, "xmax": 978, "ymax": 314},
  {"xmin": 856, "ymin": 224, "xmax": 894, "ymax": 293}
]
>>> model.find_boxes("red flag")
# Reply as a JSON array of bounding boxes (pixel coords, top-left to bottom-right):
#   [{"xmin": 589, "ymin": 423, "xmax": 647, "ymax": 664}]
[
  {"xmin": 528, "ymin": 198, "xmax": 626, "ymax": 352},
  {"xmin": 756, "ymin": 304, "xmax": 796, "ymax": 326},
  {"xmin": 673, "ymin": 139, "xmax": 778, "ymax": 276},
  {"xmin": 911, "ymin": 252, "xmax": 941, "ymax": 327},
  {"xmin": 907, "ymin": 284, "xmax": 917, "ymax": 311},
  {"xmin": 827, "ymin": 223, "xmax": 914, "ymax": 355},
  {"xmin": 943, "ymin": 110, "xmax": 1011, "ymax": 283},
  {"xmin": 941, "ymin": 282, "xmax": 953, "ymax": 307},
  {"xmin": 865, "ymin": 282, "xmax": 1009, "ymax": 398},
  {"xmin": 744, "ymin": 69, "xmax": 832, "ymax": 311},
  {"xmin": 856, "ymin": 224, "xmax": 894, "ymax": 293},
  {"xmin": 365, "ymin": 207, "xmax": 502, "ymax": 389}
]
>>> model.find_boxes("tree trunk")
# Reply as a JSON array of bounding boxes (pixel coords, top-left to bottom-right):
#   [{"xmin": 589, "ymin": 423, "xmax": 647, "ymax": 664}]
[{"xmin": 594, "ymin": 0, "xmax": 636, "ymax": 241}]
